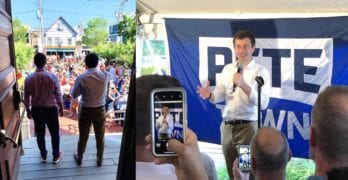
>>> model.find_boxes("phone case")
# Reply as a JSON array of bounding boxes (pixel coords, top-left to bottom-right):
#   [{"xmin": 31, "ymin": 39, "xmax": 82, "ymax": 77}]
[{"xmin": 151, "ymin": 87, "xmax": 187, "ymax": 157}]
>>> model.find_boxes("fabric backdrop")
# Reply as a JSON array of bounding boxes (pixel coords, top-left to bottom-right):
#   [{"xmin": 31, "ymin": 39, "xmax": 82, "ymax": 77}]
[{"xmin": 165, "ymin": 16, "xmax": 348, "ymax": 158}]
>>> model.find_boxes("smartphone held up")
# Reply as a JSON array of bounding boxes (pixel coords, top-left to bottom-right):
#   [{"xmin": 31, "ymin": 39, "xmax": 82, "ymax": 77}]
[
  {"xmin": 238, "ymin": 144, "xmax": 251, "ymax": 171},
  {"xmin": 151, "ymin": 87, "xmax": 186, "ymax": 156}
]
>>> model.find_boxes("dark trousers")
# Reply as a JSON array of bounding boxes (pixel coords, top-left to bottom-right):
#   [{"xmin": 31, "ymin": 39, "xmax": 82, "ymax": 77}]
[
  {"xmin": 31, "ymin": 107, "xmax": 60, "ymax": 158},
  {"xmin": 77, "ymin": 106, "xmax": 105, "ymax": 161}
]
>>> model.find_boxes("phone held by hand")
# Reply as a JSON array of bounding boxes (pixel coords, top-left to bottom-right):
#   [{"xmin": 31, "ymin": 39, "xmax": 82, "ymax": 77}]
[
  {"xmin": 238, "ymin": 144, "xmax": 251, "ymax": 171},
  {"xmin": 151, "ymin": 87, "xmax": 187, "ymax": 157}
]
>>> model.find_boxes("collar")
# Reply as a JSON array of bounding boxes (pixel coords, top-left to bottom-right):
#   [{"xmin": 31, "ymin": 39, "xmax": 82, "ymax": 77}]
[
  {"xmin": 86, "ymin": 68, "xmax": 97, "ymax": 72},
  {"xmin": 235, "ymin": 58, "xmax": 255, "ymax": 69},
  {"xmin": 36, "ymin": 68, "xmax": 45, "ymax": 72}
]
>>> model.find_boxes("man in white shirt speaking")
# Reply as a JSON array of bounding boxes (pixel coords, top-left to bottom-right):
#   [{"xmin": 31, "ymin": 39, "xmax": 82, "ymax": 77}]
[
  {"xmin": 197, "ymin": 30, "xmax": 271, "ymax": 179},
  {"xmin": 156, "ymin": 104, "xmax": 174, "ymax": 139}
]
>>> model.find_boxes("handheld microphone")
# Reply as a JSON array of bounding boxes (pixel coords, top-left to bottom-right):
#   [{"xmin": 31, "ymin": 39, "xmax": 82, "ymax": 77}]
[{"xmin": 232, "ymin": 63, "xmax": 243, "ymax": 92}]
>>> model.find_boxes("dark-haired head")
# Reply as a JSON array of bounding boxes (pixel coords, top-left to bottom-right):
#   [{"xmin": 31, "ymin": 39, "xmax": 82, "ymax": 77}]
[
  {"xmin": 136, "ymin": 75, "xmax": 181, "ymax": 146},
  {"xmin": 233, "ymin": 30, "xmax": 256, "ymax": 48},
  {"xmin": 34, "ymin": 53, "xmax": 47, "ymax": 68},
  {"xmin": 85, "ymin": 53, "xmax": 99, "ymax": 68}
]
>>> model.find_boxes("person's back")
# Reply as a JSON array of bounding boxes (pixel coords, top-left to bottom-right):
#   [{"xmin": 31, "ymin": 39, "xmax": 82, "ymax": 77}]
[
  {"xmin": 72, "ymin": 53, "xmax": 111, "ymax": 167},
  {"xmin": 24, "ymin": 52, "xmax": 64, "ymax": 164},
  {"xmin": 73, "ymin": 66, "xmax": 109, "ymax": 107},
  {"xmin": 309, "ymin": 85, "xmax": 348, "ymax": 179}
]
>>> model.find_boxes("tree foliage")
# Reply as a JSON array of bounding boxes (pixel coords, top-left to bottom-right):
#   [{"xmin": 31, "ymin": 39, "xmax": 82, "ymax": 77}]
[
  {"xmin": 15, "ymin": 42, "xmax": 34, "ymax": 70},
  {"xmin": 118, "ymin": 15, "xmax": 136, "ymax": 43},
  {"xmin": 13, "ymin": 18, "xmax": 28, "ymax": 43},
  {"xmin": 93, "ymin": 41, "xmax": 134, "ymax": 65},
  {"xmin": 13, "ymin": 18, "xmax": 34, "ymax": 71},
  {"xmin": 82, "ymin": 18, "xmax": 109, "ymax": 47}
]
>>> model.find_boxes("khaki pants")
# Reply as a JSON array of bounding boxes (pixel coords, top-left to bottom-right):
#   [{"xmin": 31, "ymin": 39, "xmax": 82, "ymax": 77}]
[
  {"xmin": 220, "ymin": 121, "xmax": 257, "ymax": 180},
  {"xmin": 77, "ymin": 106, "xmax": 106, "ymax": 161}
]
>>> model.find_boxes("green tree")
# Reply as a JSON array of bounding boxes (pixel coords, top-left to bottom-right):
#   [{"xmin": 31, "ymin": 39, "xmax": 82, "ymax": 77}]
[
  {"xmin": 116, "ymin": 41, "xmax": 134, "ymax": 64},
  {"xmin": 13, "ymin": 18, "xmax": 28, "ymax": 43},
  {"xmin": 118, "ymin": 15, "xmax": 136, "ymax": 43},
  {"xmin": 13, "ymin": 18, "xmax": 34, "ymax": 71},
  {"xmin": 93, "ymin": 42, "xmax": 117, "ymax": 60},
  {"xmin": 82, "ymin": 18, "xmax": 109, "ymax": 47},
  {"xmin": 15, "ymin": 42, "xmax": 34, "ymax": 70},
  {"xmin": 93, "ymin": 41, "xmax": 134, "ymax": 65}
]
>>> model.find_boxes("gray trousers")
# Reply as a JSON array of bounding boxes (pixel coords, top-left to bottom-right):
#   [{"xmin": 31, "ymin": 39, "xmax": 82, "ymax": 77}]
[{"xmin": 220, "ymin": 121, "xmax": 257, "ymax": 180}]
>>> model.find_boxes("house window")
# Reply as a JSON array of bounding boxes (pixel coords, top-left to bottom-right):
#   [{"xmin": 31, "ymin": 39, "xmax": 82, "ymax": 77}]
[
  {"xmin": 57, "ymin": 22, "xmax": 62, "ymax": 31},
  {"xmin": 68, "ymin": 38, "xmax": 72, "ymax": 46},
  {"xmin": 55, "ymin": 37, "xmax": 60, "ymax": 46},
  {"xmin": 47, "ymin": 37, "xmax": 52, "ymax": 46}
]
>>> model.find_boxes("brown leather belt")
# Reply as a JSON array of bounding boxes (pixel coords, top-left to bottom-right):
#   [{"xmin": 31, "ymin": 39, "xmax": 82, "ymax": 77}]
[{"xmin": 224, "ymin": 120, "xmax": 254, "ymax": 125}]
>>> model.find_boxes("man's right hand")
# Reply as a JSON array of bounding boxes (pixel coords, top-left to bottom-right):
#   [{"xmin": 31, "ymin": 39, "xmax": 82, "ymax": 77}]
[{"xmin": 197, "ymin": 81, "xmax": 211, "ymax": 99}]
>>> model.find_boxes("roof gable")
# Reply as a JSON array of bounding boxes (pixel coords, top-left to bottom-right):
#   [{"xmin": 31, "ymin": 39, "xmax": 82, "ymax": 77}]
[{"xmin": 45, "ymin": 16, "xmax": 77, "ymax": 35}]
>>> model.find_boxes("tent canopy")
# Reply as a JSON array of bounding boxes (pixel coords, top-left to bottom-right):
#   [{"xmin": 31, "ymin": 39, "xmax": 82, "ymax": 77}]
[{"xmin": 137, "ymin": 0, "xmax": 348, "ymax": 15}]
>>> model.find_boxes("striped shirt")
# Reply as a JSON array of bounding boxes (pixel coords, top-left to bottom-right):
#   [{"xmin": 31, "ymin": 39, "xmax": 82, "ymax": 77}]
[{"xmin": 24, "ymin": 68, "xmax": 63, "ymax": 109}]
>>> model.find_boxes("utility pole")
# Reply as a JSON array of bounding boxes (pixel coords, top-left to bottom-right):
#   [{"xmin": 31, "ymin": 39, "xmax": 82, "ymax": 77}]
[
  {"xmin": 116, "ymin": 0, "xmax": 127, "ymax": 22},
  {"xmin": 115, "ymin": 0, "xmax": 127, "ymax": 42},
  {"xmin": 37, "ymin": 0, "xmax": 44, "ymax": 53}
]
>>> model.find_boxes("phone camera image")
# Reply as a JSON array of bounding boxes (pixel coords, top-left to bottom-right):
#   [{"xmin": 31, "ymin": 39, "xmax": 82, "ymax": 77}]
[
  {"xmin": 238, "ymin": 145, "xmax": 251, "ymax": 171},
  {"xmin": 152, "ymin": 88, "xmax": 185, "ymax": 156}
]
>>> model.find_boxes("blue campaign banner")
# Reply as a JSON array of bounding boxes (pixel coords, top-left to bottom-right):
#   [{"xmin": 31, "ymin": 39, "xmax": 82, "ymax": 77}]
[{"xmin": 165, "ymin": 16, "xmax": 348, "ymax": 158}]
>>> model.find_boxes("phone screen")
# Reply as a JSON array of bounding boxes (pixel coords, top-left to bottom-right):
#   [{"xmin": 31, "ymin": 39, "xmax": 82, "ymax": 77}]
[
  {"xmin": 151, "ymin": 88, "xmax": 186, "ymax": 156},
  {"xmin": 238, "ymin": 145, "xmax": 251, "ymax": 171}
]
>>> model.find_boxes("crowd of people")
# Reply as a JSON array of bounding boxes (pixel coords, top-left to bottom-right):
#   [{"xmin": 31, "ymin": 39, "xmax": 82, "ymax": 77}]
[
  {"xmin": 24, "ymin": 52, "xmax": 131, "ymax": 166},
  {"xmin": 23, "ymin": 53, "xmax": 131, "ymax": 124}
]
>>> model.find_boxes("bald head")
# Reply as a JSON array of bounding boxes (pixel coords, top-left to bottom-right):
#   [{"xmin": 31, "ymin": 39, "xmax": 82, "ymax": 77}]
[
  {"xmin": 251, "ymin": 127, "xmax": 290, "ymax": 173},
  {"xmin": 311, "ymin": 85, "xmax": 348, "ymax": 162}
]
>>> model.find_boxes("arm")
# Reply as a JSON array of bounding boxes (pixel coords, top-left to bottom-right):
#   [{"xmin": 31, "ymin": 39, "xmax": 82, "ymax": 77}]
[
  {"xmin": 107, "ymin": 92, "xmax": 115, "ymax": 101},
  {"xmin": 53, "ymin": 75, "xmax": 64, "ymax": 116},
  {"xmin": 211, "ymin": 65, "xmax": 229, "ymax": 103},
  {"xmin": 72, "ymin": 76, "xmax": 81, "ymax": 99},
  {"xmin": 24, "ymin": 78, "xmax": 32, "ymax": 119},
  {"xmin": 197, "ymin": 65, "xmax": 229, "ymax": 103}
]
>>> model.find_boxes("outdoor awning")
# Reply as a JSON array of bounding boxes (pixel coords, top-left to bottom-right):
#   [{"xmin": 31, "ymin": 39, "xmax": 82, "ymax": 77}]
[{"xmin": 45, "ymin": 48, "xmax": 75, "ymax": 52}]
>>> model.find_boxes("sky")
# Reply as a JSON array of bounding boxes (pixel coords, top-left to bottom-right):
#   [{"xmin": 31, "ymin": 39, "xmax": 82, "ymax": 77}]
[{"xmin": 11, "ymin": 0, "xmax": 136, "ymax": 30}]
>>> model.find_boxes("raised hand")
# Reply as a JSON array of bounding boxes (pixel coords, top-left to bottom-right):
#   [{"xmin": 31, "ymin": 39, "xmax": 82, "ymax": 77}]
[{"xmin": 197, "ymin": 80, "xmax": 211, "ymax": 99}]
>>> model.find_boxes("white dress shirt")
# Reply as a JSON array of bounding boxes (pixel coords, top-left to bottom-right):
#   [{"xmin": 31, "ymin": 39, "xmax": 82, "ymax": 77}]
[
  {"xmin": 211, "ymin": 59, "xmax": 271, "ymax": 121},
  {"xmin": 136, "ymin": 161, "xmax": 177, "ymax": 180},
  {"xmin": 156, "ymin": 114, "xmax": 174, "ymax": 134}
]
